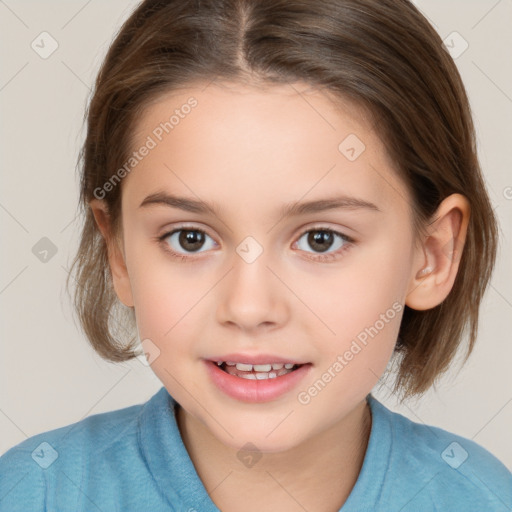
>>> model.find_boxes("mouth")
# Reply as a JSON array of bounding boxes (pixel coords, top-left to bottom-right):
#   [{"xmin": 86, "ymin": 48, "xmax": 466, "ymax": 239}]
[
  {"xmin": 213, "ymin": 361, "xmax": 304, "ymax": 380},
  {"xmin": 204, "ymin": 358, "xmax": 312, "ymax": 403}
]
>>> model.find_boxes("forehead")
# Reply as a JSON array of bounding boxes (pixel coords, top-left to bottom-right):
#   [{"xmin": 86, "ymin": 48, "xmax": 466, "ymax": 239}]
[
  {"xmin": 133, "ymin": 80, "xmax": 374, "ymax": 157},
  {"xmin": 123, "ymin": 81, "xmax": 410, "ymax": 220}
]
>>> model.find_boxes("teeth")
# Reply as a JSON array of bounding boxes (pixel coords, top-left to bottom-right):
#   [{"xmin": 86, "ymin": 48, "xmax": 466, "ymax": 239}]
[
  {"xmin": 223, "ymin": 365, "xmax": 297, "ymax": 379},
  {"xmin": 215, "ymin": 360, "xmax": 302, "ymax": 378},
  {"xmin": 230, "ymin": 362, "xmax": 296, "ymax": 371},
  {"xmin": 241, "ymin": 372, "xmax": 278, "ymax": 380},
  {"xmin": 253, "ymin": 364, "xmax": 272, "ymax": 372}
]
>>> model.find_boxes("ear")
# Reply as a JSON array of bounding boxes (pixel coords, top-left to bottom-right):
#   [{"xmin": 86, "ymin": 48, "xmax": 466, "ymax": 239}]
[
  {"xmin": 89, "ymin": 199, "xmax": 134, "ymax": 308},
  {"xmin": 405, "ymin": 193, "xmax": 470, "ymax": 311}
]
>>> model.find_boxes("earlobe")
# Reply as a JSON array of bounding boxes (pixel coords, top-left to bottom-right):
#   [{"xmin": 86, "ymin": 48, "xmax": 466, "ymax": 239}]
[
  {"xmin": 89, "ymin": 199, "xmax": 134, "ymax": 308},
  {"xmin": 405, "ymin": 193, "xmax": 470, "ymax": 311}
]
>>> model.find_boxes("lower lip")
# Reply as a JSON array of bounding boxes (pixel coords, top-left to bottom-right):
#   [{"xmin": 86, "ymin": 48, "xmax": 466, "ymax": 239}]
[{"xmin": 204, "ymin": 360, "xmax": 312, "ymax": 403}]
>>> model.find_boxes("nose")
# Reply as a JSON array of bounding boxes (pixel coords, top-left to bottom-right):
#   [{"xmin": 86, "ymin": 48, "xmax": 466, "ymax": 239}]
[{"xmin": 216, "ymin": 248, "xmax": 289, "ymax": 334}]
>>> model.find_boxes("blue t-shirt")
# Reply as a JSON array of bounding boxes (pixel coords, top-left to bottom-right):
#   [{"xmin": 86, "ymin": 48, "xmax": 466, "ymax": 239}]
[{"xmin": 0, "ymin": 386, "xmax": 511, "ymax": 511}]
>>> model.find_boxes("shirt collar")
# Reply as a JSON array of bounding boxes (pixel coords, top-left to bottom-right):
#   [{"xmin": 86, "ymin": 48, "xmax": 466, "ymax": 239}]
[
  {"xmin": 138, "ymin": 386, "xmax": 390, "ymax": 511},
  {"xmin": 138, "ymin": 386, "xmax": 221, "ymax": 511}
]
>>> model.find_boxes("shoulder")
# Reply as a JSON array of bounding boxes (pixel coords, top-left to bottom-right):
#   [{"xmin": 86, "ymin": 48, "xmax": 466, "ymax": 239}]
[
  {"xmin": 0, "ymin": 399, "xmax": 144, "ymax": 511},
  {"xmin": 369, "ymin": 396, "xmax": 512, "ymax": 511}
]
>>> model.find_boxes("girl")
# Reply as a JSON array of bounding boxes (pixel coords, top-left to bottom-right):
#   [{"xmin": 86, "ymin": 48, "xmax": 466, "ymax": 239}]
[{"xmin": 1, "ymin": 0, "xmax": 511, "ymax": 510}]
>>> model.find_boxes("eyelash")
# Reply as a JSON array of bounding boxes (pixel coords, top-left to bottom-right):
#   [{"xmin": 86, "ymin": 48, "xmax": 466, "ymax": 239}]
[{"xmin": 156, "ymin": 225, "xmax": 355, "ymax": 263}]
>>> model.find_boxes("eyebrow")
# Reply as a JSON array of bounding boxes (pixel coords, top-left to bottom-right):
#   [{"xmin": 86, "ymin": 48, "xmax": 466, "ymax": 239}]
[{"xmin": 139, "ymin": 191, "xmax": 381, "ymax": 217}]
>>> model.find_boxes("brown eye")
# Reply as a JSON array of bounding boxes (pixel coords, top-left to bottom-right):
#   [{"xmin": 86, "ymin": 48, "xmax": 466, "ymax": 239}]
[
  {"xmin": 178, "ymin": 230, "xmax": 206, "ymax": 252},
  {"xmin": 306, "ymin": 230, "xmax": 335, "ymax": 253},
  {"xmin": 295, "ymin": 227, "xmax": 354, "ymax": 262},
  {"xmin": 161, "ymin": 228, "xmax": 216, "ymax": 255}
]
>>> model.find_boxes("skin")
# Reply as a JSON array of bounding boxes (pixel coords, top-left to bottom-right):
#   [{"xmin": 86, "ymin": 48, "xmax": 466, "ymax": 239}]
[{"xmin": 91, "ymin": 81, "xmax": 470, "ymax": 512}]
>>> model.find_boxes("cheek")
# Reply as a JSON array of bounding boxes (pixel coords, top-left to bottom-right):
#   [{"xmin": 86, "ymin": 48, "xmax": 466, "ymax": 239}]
[
  {"xmin": 131, "ymin": 271, "xmax": 205, "ymax": 347},
  {"xmin": 123, "ymin": 238, "xmax": 200, "ymax": 356},
  {"xmin": 304, "ymin": 236, "xmax": 409, "ymax": 378},
  {"xmin": 128, "ymin": 262, "xmax": 207, "ymax": 394},
  {"xmin": 295, "ymin": 267, "xmax": 404, "ymax": 419}
]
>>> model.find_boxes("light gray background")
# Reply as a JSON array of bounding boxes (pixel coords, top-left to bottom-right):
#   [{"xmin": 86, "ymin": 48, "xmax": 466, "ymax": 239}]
[{"xmin": 1, "ymin": 0, "xmax": 511, "ymax": 470}]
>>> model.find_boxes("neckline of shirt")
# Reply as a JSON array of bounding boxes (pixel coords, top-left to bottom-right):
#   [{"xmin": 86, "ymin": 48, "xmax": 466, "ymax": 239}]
[{"xmin": 138, "ymin": 386, "xmax": 391, "ymax": 511}]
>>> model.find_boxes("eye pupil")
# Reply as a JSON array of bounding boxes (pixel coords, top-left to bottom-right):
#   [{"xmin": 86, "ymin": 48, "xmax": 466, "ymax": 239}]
[
  {"xmin": 308, "ymin": 230, "xmax": 333, "ymax": 253},
  {"xmin": 179, "ymin": 230, "xmax": 205, "ymax": 252}
]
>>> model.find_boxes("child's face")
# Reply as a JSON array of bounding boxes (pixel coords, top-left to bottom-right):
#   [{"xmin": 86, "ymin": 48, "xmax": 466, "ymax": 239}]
[{"xmin": 114, "ymin": 81, "xmax": 421, "ymax": 451}]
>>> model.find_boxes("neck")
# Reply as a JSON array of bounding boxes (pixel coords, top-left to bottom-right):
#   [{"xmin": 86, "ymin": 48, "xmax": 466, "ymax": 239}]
[{"xmin": 176, "ymin": 398, "xmax": 372, "ymax": 512}]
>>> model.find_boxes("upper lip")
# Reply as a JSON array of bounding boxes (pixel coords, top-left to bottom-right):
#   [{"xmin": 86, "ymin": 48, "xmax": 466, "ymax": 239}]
[{"xmin": 207, "ymin": 353, "xmax": 310, "ymax": 365}]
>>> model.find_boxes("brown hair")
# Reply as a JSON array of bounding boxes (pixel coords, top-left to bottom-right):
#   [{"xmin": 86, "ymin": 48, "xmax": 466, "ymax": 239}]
[{"xmin": 67, "ymin": 0, "xmax": 498, "ymax": 401}]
